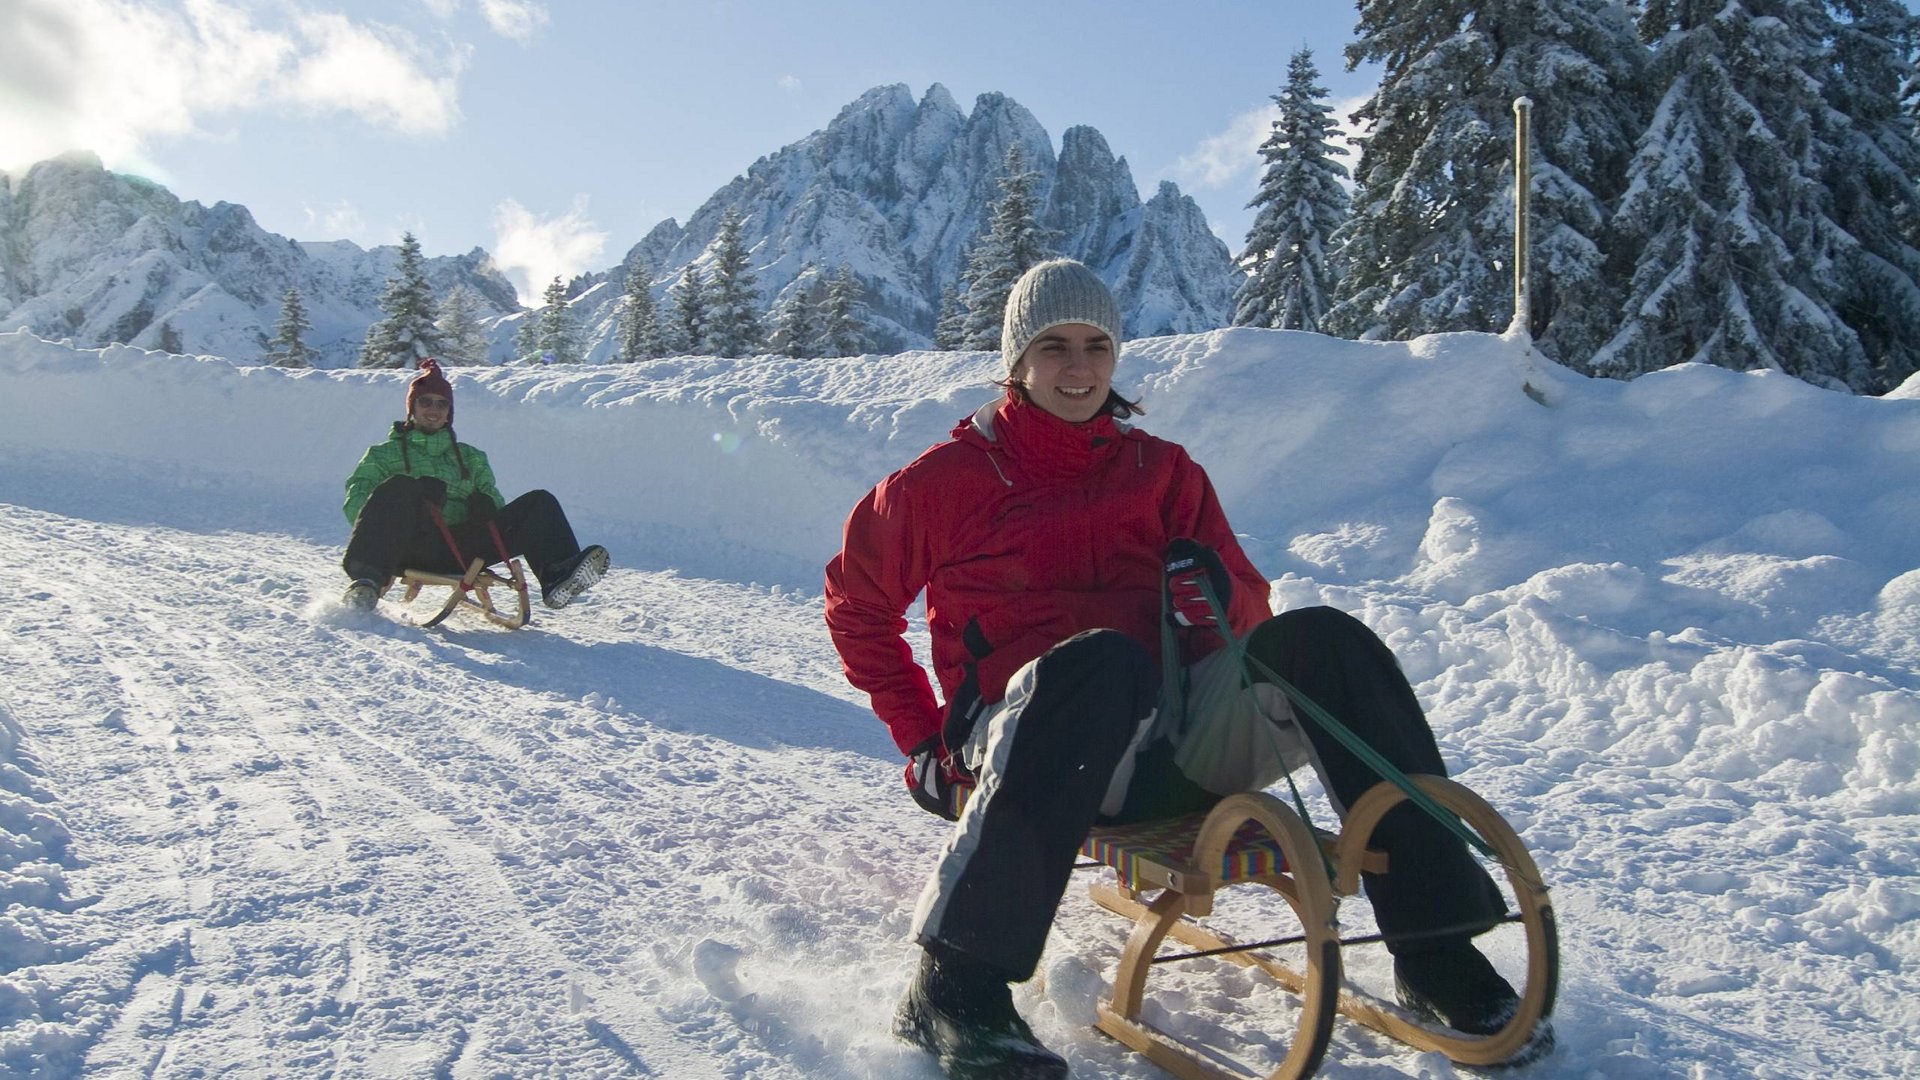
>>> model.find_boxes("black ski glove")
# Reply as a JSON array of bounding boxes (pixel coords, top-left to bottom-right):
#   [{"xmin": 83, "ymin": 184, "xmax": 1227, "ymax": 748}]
[
  {"xmin": 905, "ymin": 737, "xmax": 975, "ymax": 822},
  {"xmin": 465, "ymin": 491, "xmax": 497, "ymax": 523},
  {"xmin": 1165, "ymin": 538, "xmax": 1232, "ymax": 628}
]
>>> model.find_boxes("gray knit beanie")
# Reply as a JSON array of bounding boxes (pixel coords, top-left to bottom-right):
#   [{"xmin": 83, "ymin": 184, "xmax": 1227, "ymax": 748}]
[{"xmin": 1000, "ymin": 258, "xmax": 1124, "ymax": 375}]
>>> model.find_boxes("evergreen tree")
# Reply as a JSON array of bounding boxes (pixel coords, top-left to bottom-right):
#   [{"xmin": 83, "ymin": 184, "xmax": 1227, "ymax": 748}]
[
  {"xmin": 435, "ymin": 285, "xmax": 492, "ymax": 365},
  {"xmin": 512, "ymin": 311, "xmax": 540, "ymax": 364},
  {"xmin": 1324, "ymin": 0, "xmax": 1646, "ymax": 369},
  {"xmin": 157, "ymin": 320, "xmax": 184, "ymax": 354},
  {"xmin": 1235, "ymin": 48, "xmax": 1352, "ymax": 332},
  {"xmin": 1819, "ymin": 0, "xmax": 1920, "ymax": 391},
  {"xmin": 933, "ymin": 283, "xmax": 968, "ymax": 350},
  {"xmin": 535, "ymin": 276, "xmax": 581, "ymax": 364},
  {"xmin": 771, "ymin": 264, "xmax": 823, "ymax": 358},
  {"xmin": 823, "ymin": 265, "xmax": 867, "ymax": 357},
  {"xmin": 359, "ymin": 231, "xmax": 441, "ymax": 368},
  {"xmin": 267, "ymin": 286, "xmax": 316, "ymax": 367},
  {"xmin": 960, "ymin": 144, "xmax": 1055, "ymax": 349},
  {"xmin": 1595, "ymin": 0, "xmax": 1916, "ymax": 390},
  {"xmin": 672, "ymin": 266, "xmax": 710, "ymax": 355},
  {"xmin": 706, "ymin": 207, "xmax": 765, "ymax": 358},
  {"xmin": 617, "ymin": 259, "xmax": 666, "ymax": 363}
]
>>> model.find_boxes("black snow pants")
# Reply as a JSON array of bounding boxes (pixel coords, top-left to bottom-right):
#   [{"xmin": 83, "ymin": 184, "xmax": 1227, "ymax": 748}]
[
  {"xmin": 342, "ymin": 475, "xmax": 583, "ymax": 587},
  {"xmin": 912, "ymin": 607, "xmax": 1504, "ymax": 982}
]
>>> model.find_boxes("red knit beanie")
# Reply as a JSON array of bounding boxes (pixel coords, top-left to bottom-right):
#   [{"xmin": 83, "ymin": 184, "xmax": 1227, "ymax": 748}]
[{"xmin": 407, "ymin": 358, "xmax": 454, "ymax": 424}]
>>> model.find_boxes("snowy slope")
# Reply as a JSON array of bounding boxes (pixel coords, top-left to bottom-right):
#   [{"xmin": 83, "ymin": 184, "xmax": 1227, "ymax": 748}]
[{"xmin": 1, "ymin": 328, "xmax": 1916, "ymax": 1078}]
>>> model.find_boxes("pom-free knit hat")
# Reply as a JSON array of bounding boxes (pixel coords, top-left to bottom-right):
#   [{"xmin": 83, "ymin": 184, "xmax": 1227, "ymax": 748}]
[
  {"xmin": 1001, "ymin": 258, "xmax": 1123, "ymax": 375},
  {"xmin": 407, "ymin": 358, "xmax": 454, "ymax": 424}
]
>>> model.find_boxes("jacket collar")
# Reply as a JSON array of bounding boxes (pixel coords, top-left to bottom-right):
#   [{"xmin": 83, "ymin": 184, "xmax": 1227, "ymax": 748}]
[{"xmin": 957, "ymin": 392, "xmax": 1134, "ymax": 482}]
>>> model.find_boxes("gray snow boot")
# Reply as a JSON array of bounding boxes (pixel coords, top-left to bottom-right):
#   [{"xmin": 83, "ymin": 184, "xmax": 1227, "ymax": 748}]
[
  {"xmin": 541, "ymin": 545, "xmax": 608, "ymax": 610},
  {"xmin": 893, "ymin": 945, "xmax": 1067, "ymax": 1080},
  {"xmin": 342, "ymin": 578, "xmax": 382, "ymax": 612}
]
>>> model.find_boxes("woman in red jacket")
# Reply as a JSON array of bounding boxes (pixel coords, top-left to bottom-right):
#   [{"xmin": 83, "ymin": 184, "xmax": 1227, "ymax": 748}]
[{"xmin": 825, "ymin": 260, "xmax": 1537, "ymax": 1079}]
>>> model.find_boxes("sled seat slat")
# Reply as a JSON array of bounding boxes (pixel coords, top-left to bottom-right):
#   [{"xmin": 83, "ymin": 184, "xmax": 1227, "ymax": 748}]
[{"xmin": 1082, "ymin": 812, "xmax": 1386, "ymax": 895}]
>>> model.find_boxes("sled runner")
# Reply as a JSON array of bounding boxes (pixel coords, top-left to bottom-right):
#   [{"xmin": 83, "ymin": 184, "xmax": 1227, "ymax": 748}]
[
  {"xmin": 399, "ymin": 556, "xmax": 531, "ymax": 629},
  {"xmin": 392, "ymin": 502, "xmax": 533, "ymax": 629},
  {"xmin": 1077, "ymin": 776, "xmax": 1557, "ymax": 1079}
]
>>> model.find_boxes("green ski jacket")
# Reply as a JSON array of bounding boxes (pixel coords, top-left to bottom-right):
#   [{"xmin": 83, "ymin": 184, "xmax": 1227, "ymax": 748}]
[{"xmin": 342, "ymin": 422, "xmax": 504, "ymax": 527}]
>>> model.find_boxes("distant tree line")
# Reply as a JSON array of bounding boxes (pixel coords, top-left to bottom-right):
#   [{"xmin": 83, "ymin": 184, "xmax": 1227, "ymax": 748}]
[
  {"xmin": 1233, "ymin": 1, "xmax": 1920, "ymax": 394},
  {"xmin": 337, "ymin": 215, "xmax": 872, "ymax": 370}
]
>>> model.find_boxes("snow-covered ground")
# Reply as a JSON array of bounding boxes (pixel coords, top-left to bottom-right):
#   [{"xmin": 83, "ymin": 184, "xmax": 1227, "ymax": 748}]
[{"xmin": 1, "ymin": 326, "xmax": 1916, "ymax": 1079}]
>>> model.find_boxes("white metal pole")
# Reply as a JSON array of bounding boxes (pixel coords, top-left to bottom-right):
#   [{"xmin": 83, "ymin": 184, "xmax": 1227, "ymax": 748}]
[{"xmin": 1513, "ymin": 96, "xmax": 1533, "ymax": 336}]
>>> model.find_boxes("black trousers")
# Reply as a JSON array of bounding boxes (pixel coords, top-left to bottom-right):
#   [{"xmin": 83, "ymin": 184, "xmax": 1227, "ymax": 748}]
[
  {"xmin": 342, "ymin": 476, "xmax": 582, "ymax": 586},
  {"xmin": 915, "ymin": 608, "xmax": 1504, "ymax": 981}
]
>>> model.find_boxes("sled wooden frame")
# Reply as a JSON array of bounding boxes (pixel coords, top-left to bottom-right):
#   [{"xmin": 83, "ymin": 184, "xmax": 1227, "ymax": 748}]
[
  {"xmin": 399, "ymin": 556, "xmax": 531, "ymax": 629},
  {"xmin": 1080, "ymin": 775, "xmax": 1557, "ymax": 1080}
]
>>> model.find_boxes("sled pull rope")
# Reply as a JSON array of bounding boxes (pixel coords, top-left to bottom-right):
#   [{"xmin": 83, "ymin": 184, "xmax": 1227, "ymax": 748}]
[{"xmin": 1192, "ymin": 577, "xmax": 1496, "ymax": 861}]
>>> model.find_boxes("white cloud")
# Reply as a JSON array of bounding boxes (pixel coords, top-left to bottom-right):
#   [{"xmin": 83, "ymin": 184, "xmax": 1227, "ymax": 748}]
[
  {"xmin": 0, "ymin": 0, "xmax": 464, "ymax": 171},
  {"xmin": 418, "ymin": 0, "xmax": 460, "ymax": 17},
  {"xmin": 478, "ymin": 0, "xmax": 547, "ymax": 40},
  {"xmin": 777, "ymin": 75, "xmax": 802, "ymax": 94},
  {"xmin": 302, "ymin": 199, "xmax": 367, "ymax": 241},
  {"xmin": 491, "ymin": 197, "xmax": 609, "ymax": 306},
  {"xmin": 1173, "ymin": 93, "xmax": 1371, "ymax": 192},
  {"xmin": 286, "ymin": 11, "xmax": 465, "ymax": 136}
]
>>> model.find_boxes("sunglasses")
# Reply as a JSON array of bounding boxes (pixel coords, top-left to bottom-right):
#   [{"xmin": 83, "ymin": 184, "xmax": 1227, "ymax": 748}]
[{"xmin": 414, "ymin": 395, "xmax": 451, "ymax": 409}]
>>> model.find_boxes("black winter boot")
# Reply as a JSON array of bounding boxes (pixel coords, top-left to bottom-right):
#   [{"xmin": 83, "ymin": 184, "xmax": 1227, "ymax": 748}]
[
  {"xmin": 1394, "ymin": 937, "xmax": 1554, "ymax": 1065},
  {"xmin": 893, "ymin": 945, "xmax": 1067, "ymax": 1080},
  {"xmin": 541, "ymin": 545, "xmax": 608, "ymax": 610}
]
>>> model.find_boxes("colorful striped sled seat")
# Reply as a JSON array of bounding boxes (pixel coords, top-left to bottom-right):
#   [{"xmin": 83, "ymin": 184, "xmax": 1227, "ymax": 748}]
[{"xmin": 1082, "ymin": 810, "xmax": 1318, "ymax": 894}]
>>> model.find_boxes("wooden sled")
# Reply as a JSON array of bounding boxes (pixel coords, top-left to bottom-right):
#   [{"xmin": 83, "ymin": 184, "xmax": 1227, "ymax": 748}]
[
  {"xmin": 399, "ymin": 556, "xmax": 531, "ymax": 629},
  {"xmin": 1079, "ymin": 776, "xmax": 1557, "ymax": 1079}
]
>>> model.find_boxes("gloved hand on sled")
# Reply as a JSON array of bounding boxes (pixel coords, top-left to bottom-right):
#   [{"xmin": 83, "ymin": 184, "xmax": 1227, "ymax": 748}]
[
  {"xmin": 465, "ymin": 490, "xmax": 497, "ymax": 523},
  {"xmin": 905, "ymin": 738, "xmax": 975, "ymax": 822},
  {"xmin": 1164, "ymin": 537, "xmax": 1232, "ymax": 629}
]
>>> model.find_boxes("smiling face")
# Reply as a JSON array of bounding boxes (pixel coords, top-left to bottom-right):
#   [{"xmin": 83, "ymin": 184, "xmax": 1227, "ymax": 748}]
[
  {"xmin": 1013, "ymin": 323, "xmax": 1116, "ymax": 423},
  {"xmin": 410, "ymin": 394, "xmax": 451, "ymax": 434}
]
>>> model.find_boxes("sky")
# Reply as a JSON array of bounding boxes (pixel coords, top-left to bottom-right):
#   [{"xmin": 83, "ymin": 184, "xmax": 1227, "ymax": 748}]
[
  {"xmin": 0, "ymin": 0, "xmax": 1381, "ymax": 304},
  {"xmin": 2, "ymin": 325, "xmax": 1916, "ymax": 1075}
]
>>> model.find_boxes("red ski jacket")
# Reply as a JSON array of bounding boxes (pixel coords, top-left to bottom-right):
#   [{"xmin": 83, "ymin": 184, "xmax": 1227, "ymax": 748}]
[{"xmin": 825, "ymin": 393, "xmax": 1272, "ymax": 755}]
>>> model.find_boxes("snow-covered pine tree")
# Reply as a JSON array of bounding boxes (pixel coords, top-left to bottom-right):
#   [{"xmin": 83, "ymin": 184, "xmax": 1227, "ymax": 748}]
[
  {"xmin": 617, "ymin": 259, "xmax": 665, "ymax": 363},
  {"xmin": 435, "ymin": 285, "xmax": 492, "ymax": 365},
  {"xmin": 358, "ymin": 231, "xmax": 441, "ymax": 368},
  {"xmin": 933, "ymin": 284, "xmax": 968, "ymax": 349},
  {"xmin": 706, "ymin": 208, "xmax": 765, "ymax": 358},
  {"xmin": 771, "ymin": 264, "xmax": 823, "ymax": 358},
  {"xmin": 672, "ymin": 266, "xmax": 709, "ymax": 355},
  {"xmin": 1235, "ymin": 47, "xmax": 1352, "ymax": 332},
  {"xmin": 1818, "ymin": 0, "xmax": 1920, "ymax": 392},
  {"xmin": 960, "ymin": 144, "xmax": 1055, "ymax": 349},
  {"xmin": 1323, "ymin": 0, "xmax": 1645, "ymax": 368},
  {"xmin": 823, "ymin": 265, "xmax": 866, "ymax": 357},
  {"xmin": 535, "ymin": 276, "xmax": 581, "ymax": 364},
  {"xmin": 267, "ymin": 286, "xmax": 315, "ymax": 367},
  {"xmin": 1595, "ymin": 0, "xmax": 1901, "ymax": 389},
  {"xmin": 157, "ymin": 320, "xmax": 184, "ymax": 354}
]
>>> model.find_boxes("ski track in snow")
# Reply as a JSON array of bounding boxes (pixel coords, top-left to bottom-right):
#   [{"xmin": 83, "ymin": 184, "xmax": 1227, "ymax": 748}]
[
  {"xmin": 2, "ymin": 506, "xmax": 1910, "ymax": 1079},
  {"xmin": 3, "ymin": 329, "xmax": 1917, "ymax": 1078}
]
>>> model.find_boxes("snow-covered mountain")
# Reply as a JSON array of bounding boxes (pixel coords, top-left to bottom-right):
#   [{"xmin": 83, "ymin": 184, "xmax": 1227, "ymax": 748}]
[
  {"xmin": 1, "ymin": 87, "xmax": 1239, "ymax": 367},
  {"xmin": 0, "ymin": 152, "xmax": 519, "ymax": 366},
  {"xmin": 2, "ymin": 327, "xmax": 1916, "ymax": 1077},
  {"xmin": 567, "ymin": 84, "xmax": 1242, "ymax": 357}
]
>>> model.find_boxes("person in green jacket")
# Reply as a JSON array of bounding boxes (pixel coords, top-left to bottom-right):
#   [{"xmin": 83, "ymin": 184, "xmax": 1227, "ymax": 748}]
[{"xmin": 341, "ymin": 358, "xmax": 608, "ymax": 612}]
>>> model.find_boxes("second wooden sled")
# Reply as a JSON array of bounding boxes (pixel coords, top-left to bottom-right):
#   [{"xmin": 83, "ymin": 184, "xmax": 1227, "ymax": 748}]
[
  {"xmin": 399, "ymin": 556, "xmax": 531, "ymax": 629},
  {"xmin": 1079, "ymin": 777, "xmax": 1557, "ymax": 1079}
]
